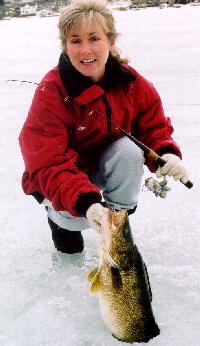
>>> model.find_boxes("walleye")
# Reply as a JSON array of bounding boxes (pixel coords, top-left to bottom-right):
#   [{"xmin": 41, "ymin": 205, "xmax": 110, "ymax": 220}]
[{"xmin": 87, "ymin": 209, "xmax": 160, "ymax": 343}]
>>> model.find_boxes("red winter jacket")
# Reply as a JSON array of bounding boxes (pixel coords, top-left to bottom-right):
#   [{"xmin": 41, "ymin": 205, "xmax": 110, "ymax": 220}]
[{"xmin": 19, "ymin": 54, "xmax": 181, "ymax": 216}]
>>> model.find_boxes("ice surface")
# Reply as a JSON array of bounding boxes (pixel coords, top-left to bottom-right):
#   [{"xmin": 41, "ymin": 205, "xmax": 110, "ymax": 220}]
[{"xmin": 0, "ymin": 5, "xmax": 200, "ymax": 346}]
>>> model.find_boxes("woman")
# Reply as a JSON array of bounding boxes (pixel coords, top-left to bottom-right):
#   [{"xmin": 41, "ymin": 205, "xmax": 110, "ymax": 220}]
[{"xmin": 19, "ymin": 0, "xmax": 188, "ymax": 254}]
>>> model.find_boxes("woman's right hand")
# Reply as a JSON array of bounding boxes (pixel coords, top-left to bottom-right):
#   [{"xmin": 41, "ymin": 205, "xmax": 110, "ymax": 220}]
[{"xmin": 86, "ymin": 203, "xmax": 108, "ymax": 232}]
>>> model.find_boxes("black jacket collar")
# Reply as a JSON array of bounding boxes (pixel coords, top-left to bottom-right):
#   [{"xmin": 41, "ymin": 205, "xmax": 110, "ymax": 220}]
[{"xmin": 58, "ymin": 53, "xmax": 136, "ymax": 98}]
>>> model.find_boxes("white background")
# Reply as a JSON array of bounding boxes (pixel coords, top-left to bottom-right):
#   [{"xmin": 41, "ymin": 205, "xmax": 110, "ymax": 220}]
[{"xmin": 0, "ymin": 5, "xmax": 200, "ymax": 345}]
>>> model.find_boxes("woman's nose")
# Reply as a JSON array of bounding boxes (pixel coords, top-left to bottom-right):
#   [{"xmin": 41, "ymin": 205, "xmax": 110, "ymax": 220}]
[{"xmin": 79, "ymin": 42, "xmax": 92, "ymax": 54}]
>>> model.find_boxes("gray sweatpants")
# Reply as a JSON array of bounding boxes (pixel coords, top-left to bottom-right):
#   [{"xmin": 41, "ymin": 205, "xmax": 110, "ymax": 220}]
[{"xmin": 44, "ymin": 137, "xmax": 144, "ymax": 231}]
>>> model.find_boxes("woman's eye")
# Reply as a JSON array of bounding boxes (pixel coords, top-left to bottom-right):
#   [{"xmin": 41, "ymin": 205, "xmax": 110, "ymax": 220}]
[
  {"xmin": 90, "ymin": 36, "xmax": 101, "ymax": 42},
  {"xmin": 71, "ymin": 39, "xmax": 81, "ymax": 44}
]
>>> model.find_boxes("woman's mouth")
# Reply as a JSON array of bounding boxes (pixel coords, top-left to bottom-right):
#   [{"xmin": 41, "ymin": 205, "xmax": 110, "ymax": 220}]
[{"xmin": 81, "ymin": 59, "xmax": 96, "ymax": 65}]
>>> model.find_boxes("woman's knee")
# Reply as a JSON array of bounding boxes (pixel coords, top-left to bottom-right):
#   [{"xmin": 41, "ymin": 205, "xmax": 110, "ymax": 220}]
[
  {"xmin": 111, "ymin": 136, "xmax": 144, "ymax": 165},
  {"xmin": 99, "ymin": 136, "xmax": 144, "ymax": 184}
]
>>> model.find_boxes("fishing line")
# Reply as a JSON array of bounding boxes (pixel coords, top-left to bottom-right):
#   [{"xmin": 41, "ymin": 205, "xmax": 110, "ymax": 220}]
[
  {"xmin": 6, "ymin": 79, "xmax": 193, "ymax": 193},
  {"xmin": 6, "ymin": 79, "xmax": 124, "ymax": 172}
]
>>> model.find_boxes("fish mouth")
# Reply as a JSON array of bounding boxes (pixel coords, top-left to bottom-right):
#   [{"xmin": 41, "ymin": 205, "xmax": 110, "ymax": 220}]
[
  {"xmin": 108, "ymin": 209, "xmax": 128, "ymax": 228},
  {"xmin": 99, "ymin": 209, "xmax": 129, "ymax": 267},
  {"xmin": 100, "ymin": 209, "xmax": 127, "ymax": 242}
]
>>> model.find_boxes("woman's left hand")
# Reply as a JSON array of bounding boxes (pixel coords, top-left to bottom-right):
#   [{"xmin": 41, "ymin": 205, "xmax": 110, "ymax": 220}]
[{"xmin": 156, "ymin": 154, "xmax": 189, "ymax": 184}]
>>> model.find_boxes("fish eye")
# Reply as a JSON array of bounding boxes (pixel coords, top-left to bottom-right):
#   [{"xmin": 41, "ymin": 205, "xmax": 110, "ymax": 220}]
[{"xmin": 124, "ymin": 228, "xmax": 129, "ymax": 237}]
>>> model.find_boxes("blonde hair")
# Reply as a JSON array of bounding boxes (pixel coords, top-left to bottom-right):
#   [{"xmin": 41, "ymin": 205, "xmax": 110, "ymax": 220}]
[{"xmin": 58, "ymin": 0, "xmax": 128, "ymax": 63}]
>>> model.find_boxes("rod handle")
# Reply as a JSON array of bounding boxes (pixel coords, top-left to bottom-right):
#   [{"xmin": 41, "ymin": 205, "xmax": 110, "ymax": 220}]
[{"xmin": 157, "ymin": 157, "xmax": 193, "ymax": 189}]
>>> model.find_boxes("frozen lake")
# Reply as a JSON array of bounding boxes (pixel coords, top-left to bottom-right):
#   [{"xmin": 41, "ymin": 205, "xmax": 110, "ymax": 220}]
[{"xmin": 0, "ymin": 5, "xmax": 200, "ymax": 346}]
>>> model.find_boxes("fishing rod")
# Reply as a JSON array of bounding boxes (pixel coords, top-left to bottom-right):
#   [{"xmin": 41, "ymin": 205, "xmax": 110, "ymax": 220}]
[
  {"xmin": 67, "ymin": 92, "xmax": 193, "ymax": 190},
  {"xmin": 6, "ymin": 79, "xmax": 193, "ymax": 189},
  {"xmin": 116, "ymin": 127, "xmax": 193, "ymax": 189}
]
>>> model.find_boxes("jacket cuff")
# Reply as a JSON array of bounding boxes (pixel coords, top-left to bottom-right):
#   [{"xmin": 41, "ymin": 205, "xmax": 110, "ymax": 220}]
[
  {"xmin": 157, "ymin": 148, "xmax": 181, "ymax": 158},
  {"xmin": 75, "ymin": 192, "xmax": 102, "ymax": 216},
  {"xmin": 31, "ymin": 191, "xmax": 45, "ymax": 204}
]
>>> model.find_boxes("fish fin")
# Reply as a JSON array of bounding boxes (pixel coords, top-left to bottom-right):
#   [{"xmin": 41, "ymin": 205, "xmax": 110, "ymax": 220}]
[
  {"xmin": 143, "ymin": 262, "xmax": 153, "ymax": 301},
  {"xmin": 89, "ymin": 274, "xmax": 101, "ymax": 294},
  {"xmin": 86, "ymin": 267, "xmax": 99, "ymax": 283},
  {"xmin": 111, "ymin": 267, "xmax": 122, "ymax": 289},
  {"xmin": 86, "ymin": 267, "xmax": 101, "ymax": 294}
]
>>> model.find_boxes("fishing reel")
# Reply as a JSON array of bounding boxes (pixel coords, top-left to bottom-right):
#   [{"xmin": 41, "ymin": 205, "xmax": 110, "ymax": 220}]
[{"xmin": 144, "ymin": 176, "xmax": 171, "ymax": 198}]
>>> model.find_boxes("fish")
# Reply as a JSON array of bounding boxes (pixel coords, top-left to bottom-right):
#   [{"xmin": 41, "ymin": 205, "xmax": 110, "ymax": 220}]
[{"xmin": 86, "ymin": 209, "xmax": 160, "ymax": 343}]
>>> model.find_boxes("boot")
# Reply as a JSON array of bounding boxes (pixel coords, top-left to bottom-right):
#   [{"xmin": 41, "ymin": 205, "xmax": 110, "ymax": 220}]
[{"xmin": 48, "ymin": 217, "xmax": 84, "ymax": 254}]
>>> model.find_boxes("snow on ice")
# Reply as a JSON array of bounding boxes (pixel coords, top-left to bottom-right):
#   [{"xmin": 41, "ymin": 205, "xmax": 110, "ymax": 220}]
[{"xmin": 0, "ymin": 5, "xmax": 200, "ymax": 346}]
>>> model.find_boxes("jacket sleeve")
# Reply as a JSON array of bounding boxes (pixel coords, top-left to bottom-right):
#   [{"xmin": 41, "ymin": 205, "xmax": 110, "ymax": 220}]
[
  {"xmin": 19, "ymin": 79, "xmax": 101, "ymax": 216},
  {"xmin": 131, "ymin": 76, "xmax": 182, "ymax": 172}
]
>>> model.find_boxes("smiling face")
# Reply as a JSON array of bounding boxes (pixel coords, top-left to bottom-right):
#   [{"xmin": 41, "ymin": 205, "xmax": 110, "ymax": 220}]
[{"xmin": 66, "ymin": 21, "xmax": 113, "ymax": 83}]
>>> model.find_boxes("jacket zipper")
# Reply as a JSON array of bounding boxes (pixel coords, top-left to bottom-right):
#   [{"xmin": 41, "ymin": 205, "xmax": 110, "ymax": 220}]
[{"xmin": 102, "ymin": 94, "xmax": 112, "ymax": 135}]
